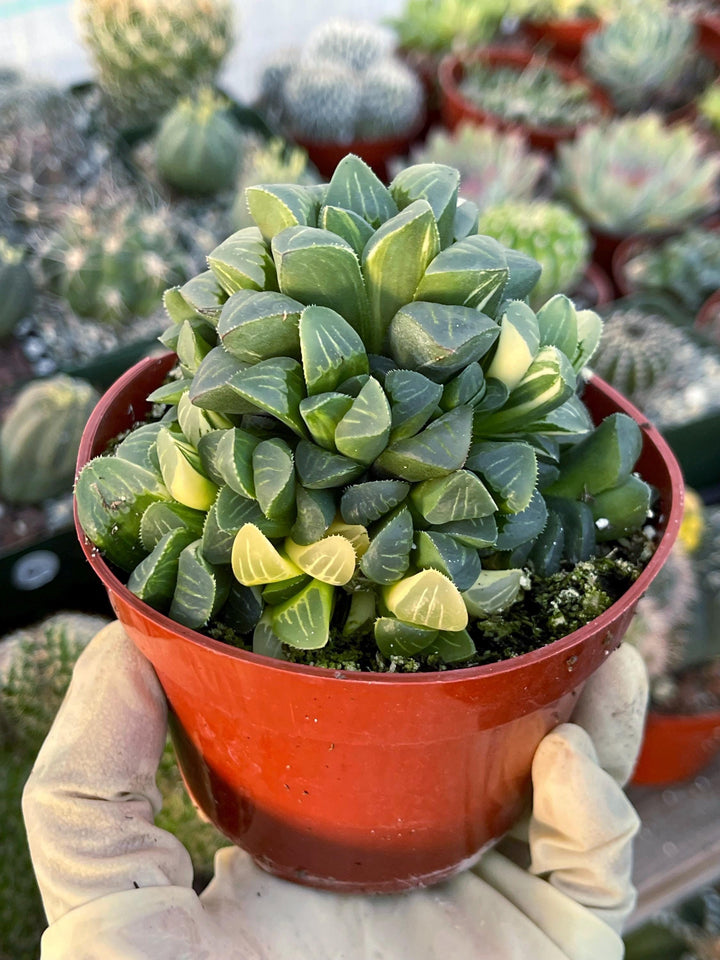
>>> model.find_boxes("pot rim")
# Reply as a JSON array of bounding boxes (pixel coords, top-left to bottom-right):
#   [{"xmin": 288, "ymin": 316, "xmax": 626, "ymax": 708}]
[{"xmin": 74, "ymin": 352, "xmax": 684, "ymax": 685}]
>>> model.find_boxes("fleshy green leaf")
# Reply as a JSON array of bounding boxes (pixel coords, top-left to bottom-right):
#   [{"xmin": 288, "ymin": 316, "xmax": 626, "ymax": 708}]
[
  {"xmin": 291, "ymin": 486, "xmax": 336, "ymax": 544},
  {"xmin": 222, "ymin": 581, "xmax": 264, "ymax": 634},
  {"xmin": 299, "ymin": 305, "xmax": 369, "ymax": 395},
  {"xmin": 414, "ymin": 530, "xmax": 482, "ymax": 592},
  {"xmin": 374, "ymin": 618, "xmax": 438, "ymax": 657},
  {"xmin": 375, "ymin": 405, "xmax": 473, "ymax": 481},
  {"xmin": 453, "ymin": 199, "xmax": 479, "ymax": 241},
  {"xmin": 128, "ymin": 527, "xmax": 198, "ymax": 607},
  {"xmin": 434, "ymin": 515, "xmax": 498, "ymax": 548},
  {"xmin": 426, "ymin": 628, "xmax": 477, "ymax": 663},
  {"xmin": 176, "ymin": 320, "xmax": 213, "ymax": 376},
  {"xmin": 218, "ymin": 290, "xmax": 304, "ymax": 362},
  {"xmin": 545, "ymin": 413, "xmax": 643, "ymax": 499},
  {"xmin": 294, "ymin": 440, "xmax": 365, "ymax": 488},
  {"xmin": 495, "ymin": 490, "xmax": 548, "ymax": 551},
  {"xmin": 383, "ymin": 569, "xmax": 468, "ymax": 631},
  {"xmin": 361, "ymin": 199, "xmax": 441, "ymax": 353},
  {"xmin": 231, "ymin": 524, "xmax": 301, "ymax": 585},
  {"xmin": 410, "ymin": 469, "xmax": 496, "ymax": 523},
  {"xmin": 544, "ymin": 497, "xmax": 596, "ymax": 564},
  {"xmin": 574, "ymin": 309, "xmax": 603, "ymax": 371},
  {"xmin": 590, "ymin": 475, "xmax": 651, "ymax": 542},
  {"xmin": 214, "ymin": 428, "xmax": 260, "ymax": 498},
  {"xmin": 147, "ymin": 379, "xmax": 193, "ymax": 406},
  {"xmin": 528, "ymin": 512, "xmax": 565, "ymax": 577},
  {"xmin": 318, "ymin": 205, "xmax": 375, "ymax": 257},
  {"xmin": 252, "ymin": 438, "xmax": 295, "ymax": 520},
  {"xmin": 253, "ymin": 610, "xmax": 287, "ymax": 659},
  {"xmin": 334, "ymin": 377, "xmax": 391, "ymax": 464},
  {"xmin": 284, "ymin": 535, "xmax": 357, "ymax": 585},
  {"xmin": 202, "ymin": 486, "xmax": 291, "ymax": 564},
  {"xmin": 188, "ymin": 346, "xmax": 258, "ymax": 415},
  {"xmin": 115, "ymin": 423, "xmax": 163, "ymax": 474},
  {"xmin": 388, "ymin": 300, "xmax": 499, "ymax": 383},
  {"xmin": 271, "ymin": 579, "xmax": 335, "ymax": 649},
  {"xmin": 390, "ymin": 163, "xmax": 460, "ymax": 249},
  {"xmin": 140, "ymin": 500, "xmax": 206, "ymax": 551},
  {"xmin": 384, "ymin": 369, "xmax": 443, "ymax": 442},
  {"xmin": 359, "ymin": 507, "xmax": 414, "ymax": 584},
  {"xmin": 485, "ymin": 301, "xmax": 540, "ymax": 391},
  {"xmin": 177, "ymin": 392, "xmax": 231, "ymax": 449},
  {"xmin": 168, "ymin": 540, "xmax": 231, "ymax": 628},
  {"xmin": 343, "ymin": 589, "xmax": 376, "ymax": 636},
  {"xmin": 273, "ymin": 227, "xmax": 371, "ymax": 342},
  {"xmin": 414, "ymin": 234, "xmax": 508, "ymax": 316},
  {"xmin": 262, "ymin": 574, "xmax": 311, "ymax": 606},
  {"xmin": 156, "ymin": 428, "xmax": 218, "ymax": 511},
  {"xmin": 440, "ymin": 363, "xmax": 486, "ymax": 410},
  {"xmin": 462, "ymin": 569, "xmax": 526, "ymax": 617},
  {"xmin": 299, "ymin": 392, "xmax": 354, "ymax": 450},
  {"xmin": 340, "ymin": 480, "xmax": 410, "ymax": 526},
  {"xmin": 465, "ymin": 441, "xmax": 538, "ymax": 513},
  {"xmin": 227, "ymin": 356, "xmax": 308, "ymax": 438},
  {"xmin": 501, "ymin": 247, "xmax": 542, "ymax": 303},
  {"xmin": 324, "ymin": 154, "xmax": 398, "ymax": 228},
  {"xmin": 536, "ymin": 295, "xmax": 578, "ymax": 359},
  {"xmin": 245, "ymin": 184, "xmax": 321, "ymax": 243},
  {"xmin": 521, "ymin": 393, "xmax": 594, "ymax": 438},
  {"xmin": 207, "ymin": 227, "xmax": 278, "ymax": 294}
]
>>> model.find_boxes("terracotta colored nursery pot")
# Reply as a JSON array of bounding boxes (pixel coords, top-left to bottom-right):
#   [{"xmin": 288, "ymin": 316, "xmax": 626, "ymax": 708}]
[
  {"xmin": 74, "ymin": 353, "xmax": 684, "ymax": 893},
  {"xmin": 437, "ymin": 47, "xmax": 611, "ymax": 153},
  {"xmin": 696, "ymin": 289, "xmax": 720, "ymax": 346},
  {"xmin": 522, "ymin": 17, "xmax": 601, "ymax": 62},
  {"xmin": 632, "ymin": 708, "xmax": 720, "ymax": 786}
]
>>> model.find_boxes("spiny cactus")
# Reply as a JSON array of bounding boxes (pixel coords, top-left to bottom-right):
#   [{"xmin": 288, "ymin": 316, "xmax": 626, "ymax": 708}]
[
  {"xmin": 0, "ymin": 375, "xmax": 99, "ymax": 505},
  {"xmin": 75, "ymin": 0, "xmax": 234, "ymax": 125},
  {"xmin": 261, "ymin": 21, "xmax": 425, "ymax": 145},
  {"xmin": 556, "ymin": 115, "xmax": 720, "ymax": 236},
  {"xmin": 589, "ymin": 308, "xmax": 684, "ymax": 399},
  {"xmin": 582, "ymin": 5, "xmax": 699, "ymax": 113},
  {"xmin": 42, "ymin": 201, "xmax": 190, "ymax": 326},
  {"xmin": 0, "ymin": 237, "xmax": 34, "ymax": 339},
  {"xmin": 155, "ymin": 88, "xmax": 244, "ymax": 196},
  {"xmin": 387, "ymin": 0, "xmax": 508, "ymax": 55},
  {"xmin": 476, "ymin": 201, "xmax": 590, "ymax": 309},
  {"xmin": 76, "ymin": 155, "xmax": 654, "ymax": 670},
  {"xmin": 404, "ymin": 124, "xmax": 548, "ymax": 213},
  {"xmin": 624, "ymin": 229, "xmax": 720, "ymax": 314},
  {"xmin": 458, "ymin": 61, "xmax": 601, "ymax": 129},
  {"xmin": 231, "ymin": 139, "xmax": 319, "ymax": 230}
]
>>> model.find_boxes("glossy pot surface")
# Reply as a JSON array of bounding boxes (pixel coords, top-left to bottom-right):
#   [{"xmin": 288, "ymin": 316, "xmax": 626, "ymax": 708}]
[
  {"xmin": 75, "ymin": 353, "xmax": 683, "ymax": 892},
  {"xmin": 438, "ymin": 47, "xmax": 610, "ymax": 153},
  {"xmin": 632, "ymin": 709, "xmax": 720, "ymax": 785}
]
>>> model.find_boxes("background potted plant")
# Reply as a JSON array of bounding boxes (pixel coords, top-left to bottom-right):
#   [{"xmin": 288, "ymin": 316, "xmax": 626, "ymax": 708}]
[
  {"xmin": 256, "ymin": 20, "xmax": 426, "ymax": 180},
  {"xmin": 437, "ymin": 46, "xmax": 610, "ymax": 152},
  {"xmin": 513, "ymin": 0, "xmax": 614, "ymax": 61},
  {"xmin": 74, "ymin": 154, "xmax": 682, "ymax": 893},
  {"xmin": 554, "ymin": 114, "xmax": 720, "ymax": 273},
  {"xmin": 628, "ymin": 496, "xmax": 720, "ymax": 786}
]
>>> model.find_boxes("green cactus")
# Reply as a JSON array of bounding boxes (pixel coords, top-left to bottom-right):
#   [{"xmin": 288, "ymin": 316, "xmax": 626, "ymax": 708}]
[
  {"xmin": 624, "ymin": 229, "xmax": 720, "ymax": 313},
  {"xmin": 0, "ymin": 237, "xmax": 34, "ymax": 339},
  {"xmin": 0, "ymin": 375, "xmax": 99, "ymax": 505},
  {"xmin": 42, "ymin": 201, "xmax": 189, "ymax": 325},
  {"xmin": 582, "ymin": 5, "xmax": 700, "ymax": 113},
  {"xmin": 589, "ymin": 308, "xmax": 681, "ymax": 399},
  {"xmin": 458, "ymin": 61, "xmax": 601, "ymax": 128},
  {"xmin": 387, "ymin": 0, "xmax": 508, "ymax": 56},
  {"xmin": 404, "ymin": 124, "xmax": 548, "ymax": 213},
  {"xmin": 556, "ymin": 114, "xmax": 720, "ymax": 236},
  {"xmin": 155, "ymin": 88, "xmax": 243, "ymax": 196},
  {"xmin": 231, "ymin": 139, "xmax": 320, "ymax": 229},
  {"xmin": 75, "ymin": 0, "xmax": 234, "ymax": 125},
  {"xmin": 477, "ymin": 201, "xmax": 590, "ymax": 309},
  {"xmin": 76, "ymin": 155, "xmax": 654, "ymax": 670},
  {"xmin": 265, "ymin": 21, "xmax": 425, "ymax": 145}
]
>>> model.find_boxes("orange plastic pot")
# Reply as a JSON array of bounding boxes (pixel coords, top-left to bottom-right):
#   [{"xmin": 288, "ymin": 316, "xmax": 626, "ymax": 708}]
[
  {"xmin": 632, "ymin": 709, "xmax": 720, "ymax": 786},
  {"xmin": 74, "ymin": 353, "xmax": 683, "ymax": 893},
  {"xmin": 437, "ymin": 47, "xmax": 611, "ymax": 153},
  {"xmin": 523, "ymin": 18, "xmax": 601, "ymax": 61}
]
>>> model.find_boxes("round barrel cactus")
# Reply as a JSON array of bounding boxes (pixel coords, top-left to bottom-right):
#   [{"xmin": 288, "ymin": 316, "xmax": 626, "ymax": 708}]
[
  {"xmin": 77, "ymin": 156, "xmax": 653, "ymax": 668},
  {"xmin": 590, "ymin": 308, "xmax": 678, "ymax": 400},
  {"xmin": 1, "ymin": 375, "xmax": 99, "ymax": 505},
  {"xmin": 477, "ymin": 201, "xmax": 590, "ymax": 309},
  {"xmin": 0, "ymin": 237, "xmax": 34, "ymax": 339},
  {"xmin": 156, "ymin": 88, "xmax": 243, "ymax": 196}
]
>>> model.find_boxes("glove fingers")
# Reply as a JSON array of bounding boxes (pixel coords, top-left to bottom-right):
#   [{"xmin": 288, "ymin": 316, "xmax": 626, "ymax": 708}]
[
  {"xmin": 570, "ymin": 643, "xmax": 649, "ymax": 787},
  {"xmin": 528, "ymin": 723, "xmax": 640, "ymax": 934}
]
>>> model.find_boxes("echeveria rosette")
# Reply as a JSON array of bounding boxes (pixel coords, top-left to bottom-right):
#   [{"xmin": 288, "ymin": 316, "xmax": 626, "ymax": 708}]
[{"xmin": 76, "ymin": 155, "xmax": 651, "ymax": 668}]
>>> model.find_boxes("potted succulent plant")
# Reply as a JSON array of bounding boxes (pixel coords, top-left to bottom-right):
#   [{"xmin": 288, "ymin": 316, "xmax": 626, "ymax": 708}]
[
  {"xmin": 590, "ymin": 294, "xmax": 720, "ymax": 490},
  {"xmin": 257, "ymin": 20, "xmax": 426, "ymax": 180},
  {"xmin": 74, "ymin": 155, "xmax": 682, "ymax": 893},
  {"xmin": 628, "ymin": 496, "xmax": 720, "ymax": 785},
  {"xmin": 580, "ymin": 4, "xmax": 714, "ymax": 119},
  {"xmin": 512, "ymin": 0, "xmax": 615, "ymax": 61},
  {"xmin": 437, "ymin": 47, "xmax": 610, "ymax": 152},
  {"xmin": 0, "ymin": 376, "xmax": 112, "ymax": 632},
  {"xmin": 476, "ymin": 199, "xmax": 612, "ymax": 309},
  {"xmin": 555, "ymin": 114, "xmax": 720, "ymax": 273}
]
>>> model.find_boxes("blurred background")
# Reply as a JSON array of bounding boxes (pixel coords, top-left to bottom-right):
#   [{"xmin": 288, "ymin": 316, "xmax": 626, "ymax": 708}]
[{"xmin": 1, "ymin": 1, "xmax": 720, "ymax": 958}]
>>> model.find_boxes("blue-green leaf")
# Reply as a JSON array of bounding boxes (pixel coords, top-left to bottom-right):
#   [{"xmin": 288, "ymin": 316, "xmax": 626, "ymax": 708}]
[
  {"xmin": 384, "ymin": 369, "xmax": 443, "ymax": 442},
  {"xmin": 207, "ymin": 227, "xmax": 278, "ymax": 294},
  {"xmin": 360, "ymin": 507, "xmax": 414, "ymax": 584},
  {"xmin": 218, "ymin": 290, "xmax": 304, "ymax": 362},
  {"xmin": 188, "ymin": 346, "xmax": 257, "ymax": 415},
  {"xmin": 271, "ymin": 579, "xmax": 334, "ymax": 649},
  {"xmin": 294, "ymin": 441, "xmax": 365, "ymax": 488},
  {"xmin": 414, "ymin": 234, "xmax": 508, "ymax": 316},
  {"xmin": 228, "ymin": 356, "xmax": 308, "ymax": 438},
  {"xmin": 325, "ymin": 154, "xmax": 398, "ymax": 228},
  {"xmin": 414, "ymin": 531, "xmax": 482, "ymax": 592},
  {"xmin": 465, "ymin": 441, "xmax": 538, "ymax": 513},
  {"xmin": 252, "ymin": 438, "xmax": 295, "ymax": 520},
  {"xmin": 462, "ymin": 569, "xmax": 526, "ymax": 617},
  {"xmin": 245, "ymin": 184, "xmax": 321, "ymax": 243},
  {"xmin": 374, "ymin": 617, "xmax": 438, "ymax": 657},
  {"xmin": 341, "ymin": 480, "xmax": 410, "ymax": 526},
  {"xmin": 169, "ymin": 540, "xmax": 231, "ymax": 628},
  {"xmin": 140, "ymin": 500, "xmax": 206, "ymax": 551},
  {"xmin": 495, "ymin": 490, "xmax": 548, "ymax": 550},
  {"xmin": 390, "ymin": 163, "xmax": 460, "ymax": 249},
  {"xmin": 299, "ymin": 305, "xmax": 369, "ymax": 396},
  {"xmin": 375, "ymin": 405, "xmax": 473, "ymax": 481},
  {"xmin": 202, "ymin": 486, "xmax": 291, "ymax": 564},
  {"xmin": 291, "ymin": 487, "xmax": 336, "ymax": 545},
  {"xmin": 334, "ymin": 377, "xmax": 392, "ymax": 464},
  {"xmin": 215, "ymin": 428, "xmax": 261, "ymax": 498},
  {"xmin": 410, "ymin": 469, "xmax": 496, "ymax": 523},
  {"xmin": 318, "ymin": 204, "xmax": 376, "ymax": 257},
  {"xmin": 299, "ymin": 391, "xmax": 354, "ymax": 450},
  {"xmin": 128, "ymin": 527, "xmax": 198, "ymax": 608},
  {"xmin": 434, "ymin": 515, "xmax": 497, "ymax": 549}
]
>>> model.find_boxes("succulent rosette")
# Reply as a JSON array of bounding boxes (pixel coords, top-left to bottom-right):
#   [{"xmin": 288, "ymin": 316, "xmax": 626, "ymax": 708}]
[{"xmin": 76, "ymin": 156, "xmax": 651, "ymax": 667}]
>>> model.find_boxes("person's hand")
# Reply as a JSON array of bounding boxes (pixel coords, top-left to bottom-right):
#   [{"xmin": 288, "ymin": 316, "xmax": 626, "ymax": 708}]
[{"xmin": 23, "ymin": 622, "xmax": 648, "ymax": 960}]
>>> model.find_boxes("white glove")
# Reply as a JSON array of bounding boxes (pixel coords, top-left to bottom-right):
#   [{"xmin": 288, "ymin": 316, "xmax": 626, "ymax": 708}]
[{"xmin": 23, "ymin": 622, "xmax": 648, "ymax": 960}]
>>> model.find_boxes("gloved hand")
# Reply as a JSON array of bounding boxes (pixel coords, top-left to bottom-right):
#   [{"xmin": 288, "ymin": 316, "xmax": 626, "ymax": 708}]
[{"xmin": 23, "ymin": 622, "xmax": 648, "ymax": 960}]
